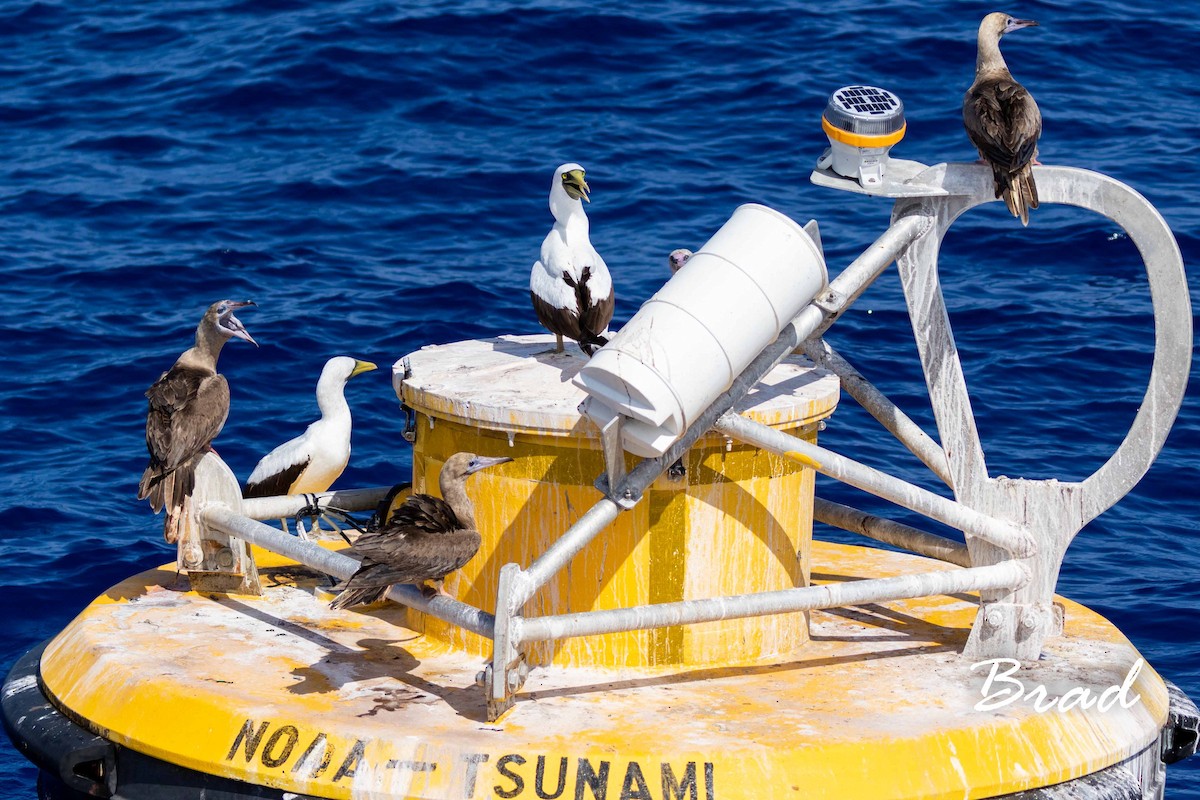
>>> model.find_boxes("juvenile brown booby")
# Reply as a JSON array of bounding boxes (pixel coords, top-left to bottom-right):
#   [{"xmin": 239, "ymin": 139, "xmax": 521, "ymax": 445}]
[
  {"xmin": 329, "ymin": 452, "xmax": 512, "ymax": 609},
  {"xmin": 529, "ymin": 163, "xmax": 614, "ymax": 355},
  {"xmin": 243, "ymin": 356, "xmax": 377, "ymax": 501},
  {"xmin": 963, "ymin": 12, "xmax": 1042, "ymax": 226},
  {"xmin": 138, "ymin": 300, "xmax": 257, "ymax": 543},
  {"xmin": 668, "ymin": 248, "xmax": 692, "ymax": 274}
]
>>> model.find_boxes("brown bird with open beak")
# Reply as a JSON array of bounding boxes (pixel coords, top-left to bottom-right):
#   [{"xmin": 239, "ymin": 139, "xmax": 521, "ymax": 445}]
[
  {"xmin": 963, "ymin": 12, "xmax": 1042, "ymax": 225},
  {"xmin": 138, "ymin": 300, "xmax": 257, "ymax": 542}
]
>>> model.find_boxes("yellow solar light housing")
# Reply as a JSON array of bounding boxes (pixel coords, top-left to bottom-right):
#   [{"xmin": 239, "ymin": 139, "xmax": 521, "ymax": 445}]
[{"xmin": 819, "ymin": 85, "xmax": 906, "ymax": 187}]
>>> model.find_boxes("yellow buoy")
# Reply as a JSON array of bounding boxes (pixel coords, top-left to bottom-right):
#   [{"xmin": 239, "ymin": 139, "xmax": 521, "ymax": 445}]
[{"xmin": 22, "ymin": 333, "xmax": 1176, "ymax": 799}]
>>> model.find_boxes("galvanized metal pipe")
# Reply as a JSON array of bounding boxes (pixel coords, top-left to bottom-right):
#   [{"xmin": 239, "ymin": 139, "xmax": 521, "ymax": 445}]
[
  {"xmin": 715, "ymin": 412, "xmax": 1037, "ymax": 557},
  {"xmin": 517, "ymin": 499, "xmax": 622, "ymax": 606},
  {"xmin": 813, "ymin": 496, "xmax": 971, "ymax": 568},
  {"xmin": 511, "ymin": 214, "xmax": 929, "ymax": 608},
  {"xmin": 800, "ymin": 338, "xmax": 952, "ymax": 486},
  {"xmin": 806, "ymin": 212, "xmax": 931, "ymax": 340},
  {"xmin": 239, "ymin": 486, "xmax": 395, "ymax": 521},
  {"xmin": 202, "ymin": 505, "xmax": 496, "ymax": 638},
  {"xmin": 517, "ymin": 560, "xmax": 1027, "ymax": 643}
]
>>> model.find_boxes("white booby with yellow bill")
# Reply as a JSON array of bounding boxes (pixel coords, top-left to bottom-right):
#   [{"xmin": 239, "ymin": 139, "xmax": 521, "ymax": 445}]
[
  {"xmin": 138, "ymin": 299, "xmax": 257, "ymax": 543},
  {"xmin": 530, "ymin": 162, "xmax": 614, "ymax": 355},
  {"xmin": 244, "ymin": 356, "xmax": 377, "ymax": 503}
]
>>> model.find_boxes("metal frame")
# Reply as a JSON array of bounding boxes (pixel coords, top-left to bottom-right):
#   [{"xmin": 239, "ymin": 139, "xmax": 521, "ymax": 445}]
[{"xmin": 191, "ymin": 162, "xmax": 1190, "ymax": 721}]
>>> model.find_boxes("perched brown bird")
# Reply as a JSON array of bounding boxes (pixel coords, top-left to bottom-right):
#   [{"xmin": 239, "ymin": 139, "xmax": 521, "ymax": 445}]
[
  {"xmin": 138, "ymin": 300, "xmax": 257, "ymax": 542},
  {"xmin": 329, "ymin": 452, "xmax": 512, "ymax": 609},
  {"xmin": 963, "ymin": 12, "xmax": 1042, "ymax": 225}
]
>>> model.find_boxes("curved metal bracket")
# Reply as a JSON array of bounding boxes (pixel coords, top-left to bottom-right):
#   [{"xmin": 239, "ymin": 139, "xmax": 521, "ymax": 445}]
[
  {"xmin": 892, "ymin": 163, "xmax": 1191, "ymax": 659},
  {"xmin": 183, "ymin": 452, "xmax": 262, "ymax": 595}
]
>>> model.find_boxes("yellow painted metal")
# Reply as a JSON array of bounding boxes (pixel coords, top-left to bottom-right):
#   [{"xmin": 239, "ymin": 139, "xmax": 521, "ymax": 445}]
[
  {"xmin": 398, "ymin": 335, "xmax": 840, "ymax": 668},
  {"xmin": 39, "ymin": 542, "xmax": 1169, "ymax": 800}
]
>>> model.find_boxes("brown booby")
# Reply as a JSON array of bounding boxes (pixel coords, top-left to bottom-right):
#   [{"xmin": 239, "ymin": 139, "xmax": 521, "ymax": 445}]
[
  {"xmin": 137, "ymin": 300, "xmax": 257, "ymax": 542},
  {"xmin": 963, "ymin": 12, "xmax": 1042, "ymax": 226},
  {"xmin": 329, "ymin": 452, "xmax": 512, "ymax": 609},
  {"xmin": 243, "ymin": 357, "xmax": 377, "ymax": 500},
  {"xmin": 668, "ymin": 248, "xmax": 692, "ymax": 274},
  {"xmin": 529, "ymin": 163, "xmax": 614, "ymax": 355}
]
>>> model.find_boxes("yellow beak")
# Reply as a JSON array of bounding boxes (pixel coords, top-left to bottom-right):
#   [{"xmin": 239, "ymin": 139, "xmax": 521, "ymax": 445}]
[{"xmin": 350, "ymin": 360, "xmax": 378, "ymax": 378}]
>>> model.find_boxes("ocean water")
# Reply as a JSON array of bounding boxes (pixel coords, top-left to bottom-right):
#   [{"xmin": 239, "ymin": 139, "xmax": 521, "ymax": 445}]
[{"xmin": 1, "ymin": 0, "xmax": 1197, "ymax": 796}]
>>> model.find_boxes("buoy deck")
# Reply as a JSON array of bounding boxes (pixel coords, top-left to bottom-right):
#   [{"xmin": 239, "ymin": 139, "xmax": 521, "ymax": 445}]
[{"xmin": 39, "ymin": 541, "xmax": 1167, "ymax": 800}]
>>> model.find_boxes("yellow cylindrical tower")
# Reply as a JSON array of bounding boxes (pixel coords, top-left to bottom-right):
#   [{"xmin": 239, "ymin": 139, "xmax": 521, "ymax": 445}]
[{"xmin": 397, "ymin": 334, "xmax": 840, "ymax": 668}]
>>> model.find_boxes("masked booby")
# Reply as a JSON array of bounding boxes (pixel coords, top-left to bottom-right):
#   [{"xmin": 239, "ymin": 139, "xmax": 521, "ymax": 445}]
[
  {"xmin": 329, "ymin": 452, "xmax": 512, "ymax": 609},
  {"xmin": 668, "ymin": 248, "xmax": 692, "ymax": 274},
  {"xmin": 529, "ymin": 163, "xmax": 614, "ymax": 355},
  {"xmin": 243, "ymin": 357, "xmax": 377, "ymax": 503},
  {"xmin": 138, "ymin": 300, "xmax": 257, "ymax": 543},
  {"xmin": 963, "ymin": 12, "xmax": 1042, "ymax": 226}
]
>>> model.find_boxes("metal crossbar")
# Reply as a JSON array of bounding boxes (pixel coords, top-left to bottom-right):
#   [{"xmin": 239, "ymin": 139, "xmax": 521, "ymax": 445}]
[{"xmin": 516, "ymin": 561, "xmax": 1027, "ymax": 643}]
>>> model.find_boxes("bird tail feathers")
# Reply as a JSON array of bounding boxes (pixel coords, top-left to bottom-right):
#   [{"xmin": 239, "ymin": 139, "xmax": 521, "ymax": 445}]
[
  {"xmin": 138, "ymin": 466, "xmax": 167, "ymax": 511},
  {"xmin": 998, "ymin": 165, "xmax": 1039, "ymax": 227},
  {"xmin": 579, "ymin": 331, "xmax": 609, "ymax": 357},
  {"xmin": 143, "ymin": 462, "xmax": 196, "ymax": 544},
  {"xmin": 329, "ymin": 584, "xmax": 391, "ymax": 610}
]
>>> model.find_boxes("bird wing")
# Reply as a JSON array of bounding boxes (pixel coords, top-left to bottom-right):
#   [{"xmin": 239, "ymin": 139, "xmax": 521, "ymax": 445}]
[
  {"xmin": 576, "ymin": 265, "xmax": 615, "ymax": 343},
  {"xmin": 391, "ymin": 493, "xmax": 461, "ymax": 532},
  {"xmin": 244, "ymin": 457, "xmax": 310, "ymax": 498},
  {"xmin": 964, "ymin": 77, "xmax": 1041, "ymax": 172},
  {"xmin": 243, "ymin": 424, "xmax": 318, "ymax": 497},
  {"xmin": 531, "ymin": 238, "xmax": 582, "ymax": 339},
  {"xmin": 532, "ymin": 232, "xmax": 580, "ymax": 306},
  {"xmin": 340, "ymin": 528, "xmax": 482, "ymax": 588},
  {"xmin": 530, "ymin": 286, "xmax": 583, "ymax": 340},
  {"xmin": 351, "ymin": 494, "xmax": 460, "ymax": 562},
  {"xmin": 144, "ymin": 367, "xmax": 229, "ymax": 472}
]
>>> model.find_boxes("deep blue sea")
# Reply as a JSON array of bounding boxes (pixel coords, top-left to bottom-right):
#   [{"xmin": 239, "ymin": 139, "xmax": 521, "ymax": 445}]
[{"xmin": 1, "ymin": 0, "xmax": 1196, "ymax": 796}]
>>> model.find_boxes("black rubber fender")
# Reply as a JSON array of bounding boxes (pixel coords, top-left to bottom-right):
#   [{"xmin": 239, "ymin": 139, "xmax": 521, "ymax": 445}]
[
  {"xmin": 2, "ymin": 643, "xmax": 114, "ymax": 797},
  {"xmin": 1162, "ymin": 678, "xmax": 1200, "ymax": 765}
]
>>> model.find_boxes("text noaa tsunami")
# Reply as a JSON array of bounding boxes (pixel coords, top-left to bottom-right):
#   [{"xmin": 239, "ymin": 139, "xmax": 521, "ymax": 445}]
[{"xmin": 226, "ymin": 719, "xmax": 716, "ymax": 799}]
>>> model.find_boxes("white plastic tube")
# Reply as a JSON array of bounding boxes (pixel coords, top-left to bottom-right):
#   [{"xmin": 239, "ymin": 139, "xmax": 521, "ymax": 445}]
[{"xmin": 574, "ymin": 203, "xmax": 828, "ymax": 457}]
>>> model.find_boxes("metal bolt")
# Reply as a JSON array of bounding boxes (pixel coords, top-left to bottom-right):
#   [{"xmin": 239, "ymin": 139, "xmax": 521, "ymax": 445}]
[
  {"xmin": 216, "ymin": 547, "xmax": 235, "ymax": 569},
  {"xmin": 1022, "ymin": 614, "xmax": 1039, "ymax": 630},
  {"xmin": 985, "ymin": 610, "xmax": 1004, "ymax": 628},
  {"xmin": 183, "ymin": 542, "xmax": 203, "ymax": 570}
]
